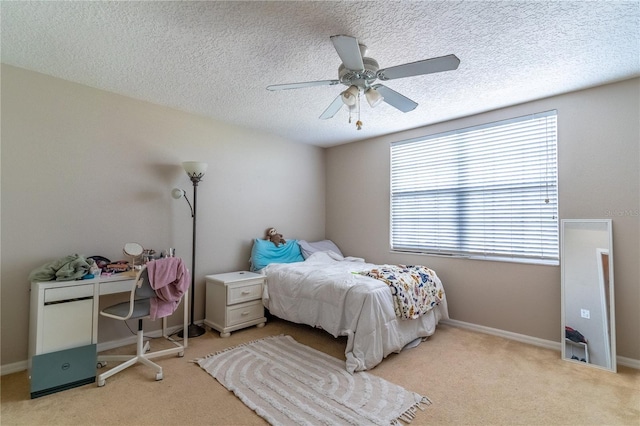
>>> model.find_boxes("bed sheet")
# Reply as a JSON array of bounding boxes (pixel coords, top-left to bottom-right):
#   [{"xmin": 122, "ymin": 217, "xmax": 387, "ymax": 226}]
[{"xmin": 262, "ymin": 251, "xmax": 448, "ymax": 373}]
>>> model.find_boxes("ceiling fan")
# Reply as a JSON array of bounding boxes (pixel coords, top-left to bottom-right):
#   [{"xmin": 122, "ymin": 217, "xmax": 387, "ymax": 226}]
[{"xmin": 267, "ymin": 35, "xmax": 460, "ymax": 129}]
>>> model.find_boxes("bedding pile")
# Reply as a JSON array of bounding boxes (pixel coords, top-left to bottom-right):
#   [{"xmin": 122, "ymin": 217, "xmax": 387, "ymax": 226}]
[{"xmin": 358, "ymin": 265, "xmax": 444, "ymax": 320}]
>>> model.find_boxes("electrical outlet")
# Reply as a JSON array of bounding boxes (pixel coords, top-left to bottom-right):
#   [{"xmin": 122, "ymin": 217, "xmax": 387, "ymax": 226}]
[{"xmin": 581, "ymin": 309, "xmax": 590, "ymax": 319}]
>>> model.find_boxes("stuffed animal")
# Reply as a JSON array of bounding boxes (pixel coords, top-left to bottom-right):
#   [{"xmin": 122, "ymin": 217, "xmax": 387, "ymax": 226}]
[{"xmin": 265, "ymin": 227, "xmax": 286, "ymax": 247}]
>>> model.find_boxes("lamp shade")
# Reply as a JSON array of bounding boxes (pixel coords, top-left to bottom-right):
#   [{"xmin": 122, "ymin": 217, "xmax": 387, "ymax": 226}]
[
  {"xmin": 171, "ymin": 188, "xmax": 185, "ymax": 199},
  {"xmin": 340, "ymin": 85, "xmax": 359, "ymax": 106},
  {"xmin": 182, "ymin": 161, "xmax": 208, "ymax": 178},
  {"xmin": 365, "ymin": 88, "xmax": 384, "ymax": 107}
]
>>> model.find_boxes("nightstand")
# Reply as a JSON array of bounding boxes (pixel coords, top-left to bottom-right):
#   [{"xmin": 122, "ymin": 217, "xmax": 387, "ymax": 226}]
[{"xmin": 204, "ymin": 271, "xmax": 266, "ymax": 337}]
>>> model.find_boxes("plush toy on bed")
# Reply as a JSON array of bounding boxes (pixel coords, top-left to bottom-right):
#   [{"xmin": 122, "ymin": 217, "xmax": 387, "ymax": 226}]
[{"xmin": 266, "ymin": 227, "xmax": 286, "ymax": 247}]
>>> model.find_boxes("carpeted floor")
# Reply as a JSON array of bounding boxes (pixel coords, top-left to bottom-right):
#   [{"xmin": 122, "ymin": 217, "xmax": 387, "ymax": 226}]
[{"xmin": 2, "ymin": 317, "xmax": 639, "ymax": 425}]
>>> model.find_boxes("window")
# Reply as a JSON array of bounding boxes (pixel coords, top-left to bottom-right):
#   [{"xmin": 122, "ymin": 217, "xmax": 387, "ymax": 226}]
[{"xmin": 390, "ymin": 110, "xmax": 558, "ymax": 264}]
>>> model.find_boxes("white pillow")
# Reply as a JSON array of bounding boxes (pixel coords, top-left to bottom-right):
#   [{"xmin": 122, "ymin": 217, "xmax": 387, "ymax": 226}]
[{"xmin": 298, "ymin": 240, "xmax": 343, "ymax": 259}]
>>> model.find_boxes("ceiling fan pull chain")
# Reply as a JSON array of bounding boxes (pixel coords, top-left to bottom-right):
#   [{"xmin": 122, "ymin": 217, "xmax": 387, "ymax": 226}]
[{"xmin": 356, "ymin": 92, "xmax": 363, "ymax": 130}]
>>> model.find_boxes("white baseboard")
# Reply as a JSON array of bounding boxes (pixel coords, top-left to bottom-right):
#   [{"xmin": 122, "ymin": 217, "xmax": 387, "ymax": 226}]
[
  {"xmin": 0, "ymin": 322, "xmax": 199, "ymax": 376},
  {"xmin": 441, "ymin": 319, "xmax": 561, "ymax": 351},
  {"xmin": 440, "ymin": 318, "xmax": 639, "ymax": 370},
  {"xmin": 0, "ymin": 360, "xmax": 28, "ymax": 376},
  {"xmin": 617, "ymin": 355, "xmax": 640, "ymax": 370},
  {"xmin": 3, "ymin": 319, "xmax": 637, "ymax": 375}
]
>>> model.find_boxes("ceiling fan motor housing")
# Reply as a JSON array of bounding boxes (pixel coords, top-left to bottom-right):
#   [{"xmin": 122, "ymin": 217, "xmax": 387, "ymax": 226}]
[{"xmin": 338, "ymin": 57, "xmax": 380, "ymax": 90}]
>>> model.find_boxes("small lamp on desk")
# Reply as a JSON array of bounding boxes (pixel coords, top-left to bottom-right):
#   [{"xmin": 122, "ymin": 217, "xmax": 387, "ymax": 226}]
[{"xmin": 172, "ymin": 161, "xmax": 208, "ymax": 338}]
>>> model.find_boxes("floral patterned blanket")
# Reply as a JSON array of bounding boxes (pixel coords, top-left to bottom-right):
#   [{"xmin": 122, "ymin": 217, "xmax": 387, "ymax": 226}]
[{"xmin": 358, "ymin": 265, "xmax": 445, "ymax": 320}]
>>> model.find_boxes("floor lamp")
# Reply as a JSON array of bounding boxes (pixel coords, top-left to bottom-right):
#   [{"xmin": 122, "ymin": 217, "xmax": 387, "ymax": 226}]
[{"xmin": 172, "ymin": 161, "xmax": 208, "ymax": 338}]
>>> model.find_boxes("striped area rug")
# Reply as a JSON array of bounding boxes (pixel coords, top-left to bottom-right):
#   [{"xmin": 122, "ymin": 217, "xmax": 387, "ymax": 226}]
[{"xmin": 197, "ymin": 335, "xmax": 431, "ymax": 425}]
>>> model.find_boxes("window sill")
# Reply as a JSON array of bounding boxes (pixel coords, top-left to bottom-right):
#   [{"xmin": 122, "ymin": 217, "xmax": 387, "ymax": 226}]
[{"xmin": 389, "ymin": 249, "xmax": 559, "ymax": 266}]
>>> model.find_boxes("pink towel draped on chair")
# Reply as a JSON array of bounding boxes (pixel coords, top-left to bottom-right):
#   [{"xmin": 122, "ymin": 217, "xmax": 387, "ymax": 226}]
[{"xmin": 145, "ymin": 257, "xmax": 190, "ymax": 320}]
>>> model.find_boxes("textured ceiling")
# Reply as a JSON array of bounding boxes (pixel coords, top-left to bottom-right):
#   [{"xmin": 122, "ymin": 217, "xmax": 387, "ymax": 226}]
[{"xmin": 2, "ymin": 1, "xmax": 639, "ymax": 147}]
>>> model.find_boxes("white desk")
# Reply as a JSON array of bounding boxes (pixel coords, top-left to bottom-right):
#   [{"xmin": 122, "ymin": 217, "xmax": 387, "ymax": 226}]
[{"xmin": 29, "ymin": 273, "xmax": 188, "ymax": 364}]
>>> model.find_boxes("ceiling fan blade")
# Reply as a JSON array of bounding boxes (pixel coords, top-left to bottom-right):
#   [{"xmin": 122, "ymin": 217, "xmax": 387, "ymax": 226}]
[
  {"xmin": 319, "ymin": 95, "xmax": 344, "ymax": 120},
  {"xmin": 267, "ymin": 80, "xmax": 340, "ymax": 91},
  {"xmin": 372, "ymin": 84, "xmax": 418, "ymax": 112},
  {"xmin": 330, "ymin": 35, "xmax": 364, "ymax": 71},
  {"xmin": 377, "ymin": 54, "xmax": 460, "ymax": 81}
]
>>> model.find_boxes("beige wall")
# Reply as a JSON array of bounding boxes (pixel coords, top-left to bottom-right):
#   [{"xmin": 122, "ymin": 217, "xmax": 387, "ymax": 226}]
[
  {"xmin": 326, "ymin": 78, "xmax": 640, "ymax": 361},
  {"xmin": 1, "ymin": 65, "xmax": 326, "ymax": 366},
  {"xmin": 2, "ymin": 64, "xmax": 637, "ymax": 369}
]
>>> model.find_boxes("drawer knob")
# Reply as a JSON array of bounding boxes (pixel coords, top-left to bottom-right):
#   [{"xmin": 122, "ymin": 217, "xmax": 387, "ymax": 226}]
[
  {"xmin": 241, "ymin": 291, "xmax": 251, "ymax": 295},
  {"xmin": 241, "ymin": 311, "xmax": 250, "ymax": 316}
]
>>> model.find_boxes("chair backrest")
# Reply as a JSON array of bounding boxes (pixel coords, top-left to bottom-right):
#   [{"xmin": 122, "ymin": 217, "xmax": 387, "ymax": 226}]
[{"xmin": 135, "ymin": 268, "xmax": 156, "ymax": 299}]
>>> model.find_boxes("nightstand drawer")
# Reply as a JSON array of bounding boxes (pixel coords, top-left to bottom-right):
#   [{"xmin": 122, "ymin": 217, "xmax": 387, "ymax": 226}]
[
  {"xmin": 227, "ymin": 300, "xmax": 264, "ymax": 326},
  {"xmin": 227, "ymin": 282, "xmax": 263, "ymax": 305}
]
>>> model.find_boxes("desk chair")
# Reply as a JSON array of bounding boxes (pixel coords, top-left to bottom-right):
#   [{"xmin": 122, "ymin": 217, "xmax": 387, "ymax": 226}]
[{"xmin": 96, "ymin": 265, "xmax": 187, "ymax": 387}]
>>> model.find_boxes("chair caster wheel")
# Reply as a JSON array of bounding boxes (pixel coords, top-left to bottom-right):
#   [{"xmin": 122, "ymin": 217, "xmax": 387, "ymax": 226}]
[
  {"xmin": 155, "ymin": 372, "xmax": 163, "ymax": 381},
  {"xmin": 98, "ymin": 379, "xmax": 106, "ymax": 387},
  {"xmin": 178, "ymin": 351, "xmax": 184, "ymax": 357},
  {"xmin": 97, "ymin": 361, "xmax": 107, "ymax": 368}
]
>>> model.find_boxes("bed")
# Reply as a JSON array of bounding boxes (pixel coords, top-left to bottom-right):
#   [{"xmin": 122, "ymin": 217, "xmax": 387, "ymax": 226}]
[{"xmin": 251, "ymin": 238, "xmax": 449, "ymax": 373}]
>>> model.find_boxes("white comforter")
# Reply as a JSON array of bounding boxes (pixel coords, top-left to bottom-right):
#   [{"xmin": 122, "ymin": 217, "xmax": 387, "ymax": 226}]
[{"xmin": 262, "ymin": 251, "xmax": 449, "ymax": 373}]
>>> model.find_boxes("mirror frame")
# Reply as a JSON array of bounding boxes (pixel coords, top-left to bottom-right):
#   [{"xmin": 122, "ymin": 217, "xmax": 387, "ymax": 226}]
[
  {"xmin": 123, "ymin": 242, "xmax": 144, "ymax": 257},
  {"xmin": 561, "ymin": 219, "xmax": 616, "ymax": 372}
]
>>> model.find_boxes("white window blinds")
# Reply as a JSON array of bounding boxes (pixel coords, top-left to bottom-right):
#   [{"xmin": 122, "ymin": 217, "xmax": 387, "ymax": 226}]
[{"xmin": 390, "ymin": 110, "xmax": 558, "ymax": 263}]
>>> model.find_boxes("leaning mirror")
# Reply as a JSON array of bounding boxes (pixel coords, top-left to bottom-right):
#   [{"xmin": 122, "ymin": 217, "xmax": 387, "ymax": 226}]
[{"xmin": 561, "ymin": 219, "xmax": 615, "ymax": 372}]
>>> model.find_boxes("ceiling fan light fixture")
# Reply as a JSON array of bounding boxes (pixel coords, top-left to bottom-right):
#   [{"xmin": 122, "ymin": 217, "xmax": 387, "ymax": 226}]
[
  {"xmin": 341, "ymin": 85, "xmax": 359, "ymax": 106},
  {"xmin": 365, "ymin": 87, "xmax": 384, "ymax": 107}
]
